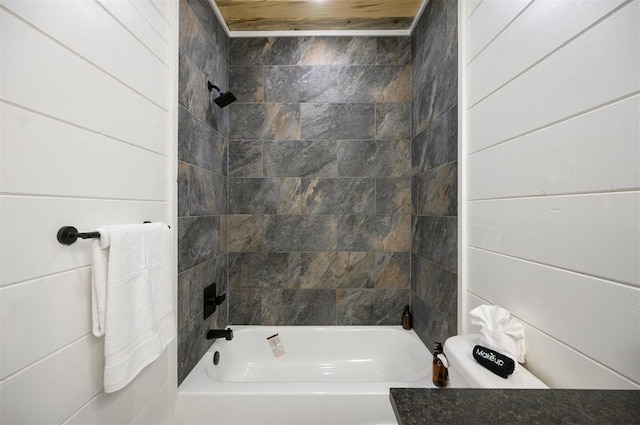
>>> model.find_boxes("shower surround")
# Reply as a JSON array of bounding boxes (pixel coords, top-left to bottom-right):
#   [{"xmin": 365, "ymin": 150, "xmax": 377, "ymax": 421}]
[
  {"xmin": 177, "ymin": 0, "xmax": 459, "ymax": 385},
  {"xmin": 227, "ymin": 36, "xmax": 412, "ymax": 326}
]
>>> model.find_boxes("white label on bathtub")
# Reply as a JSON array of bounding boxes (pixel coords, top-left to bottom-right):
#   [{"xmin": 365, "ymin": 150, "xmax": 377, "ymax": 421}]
[{"xmin": 267, "ymin": 333, "xmax": 286, "ymax": 357}]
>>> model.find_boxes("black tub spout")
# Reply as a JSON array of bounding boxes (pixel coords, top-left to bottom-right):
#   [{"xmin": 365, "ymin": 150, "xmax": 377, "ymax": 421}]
[{"xmin": 207, "ymin": 328, "xmax": 233, "ymax": 341}]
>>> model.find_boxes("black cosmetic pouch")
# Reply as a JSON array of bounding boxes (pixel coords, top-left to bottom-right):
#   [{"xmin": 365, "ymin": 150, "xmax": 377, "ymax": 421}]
[{"xmin": 472, "ymin": 345, "xmax": 515, "ymax": 378}]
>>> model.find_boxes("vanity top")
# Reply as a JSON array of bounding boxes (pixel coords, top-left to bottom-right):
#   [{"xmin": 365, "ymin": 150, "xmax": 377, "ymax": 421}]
[{"xmin": 389, "ymin": 388, "xmax": 640, "ymax": 425}]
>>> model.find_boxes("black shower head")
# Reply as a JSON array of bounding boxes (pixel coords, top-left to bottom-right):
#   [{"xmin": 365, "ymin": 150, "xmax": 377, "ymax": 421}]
[
  {"xmin": 214, "ymin": 91, "xmax": 237, "ymax": 108},
  {"xmin": 207, "ymin": 81, "xmax": 237, "ymax": 108}
]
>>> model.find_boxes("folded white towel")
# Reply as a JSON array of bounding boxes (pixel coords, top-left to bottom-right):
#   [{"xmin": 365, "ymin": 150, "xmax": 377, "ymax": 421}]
[
  {"xmin": 469, "ymin": 304, "xmax": 526, "ymax": 365},
  {"xmin": 91, "ymin": 222, "xmax": 175, "ymax": 393},
  {"xmin": 91, "ymin": 232, "xmax": 109, "ymax": 337}
]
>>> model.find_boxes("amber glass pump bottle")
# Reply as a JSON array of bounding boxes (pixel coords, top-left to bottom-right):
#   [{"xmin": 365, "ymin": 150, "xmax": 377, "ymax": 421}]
[
  {"xmin": 402, "ymin": 305, "xmax": 412, "ymax": 330},
  {"xmin": 432, "ymin": 342, "xmax": 448, "ymax": 387}
]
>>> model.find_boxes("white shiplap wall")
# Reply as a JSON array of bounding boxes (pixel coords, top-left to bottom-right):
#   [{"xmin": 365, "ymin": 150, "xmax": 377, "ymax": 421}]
[
  {"xmin": 462, "ymin": 0, "xmax": 639, "ymax": 388},
  {"xmin": 0, "ymin": 0, "xmax": 178, "ymax": 423}
]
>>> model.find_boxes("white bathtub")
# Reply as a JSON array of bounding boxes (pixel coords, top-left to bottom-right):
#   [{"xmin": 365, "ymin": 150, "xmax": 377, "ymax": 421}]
[{"xmin": 177, "ymin": 326, "xmax": 434, "ymax": 425}]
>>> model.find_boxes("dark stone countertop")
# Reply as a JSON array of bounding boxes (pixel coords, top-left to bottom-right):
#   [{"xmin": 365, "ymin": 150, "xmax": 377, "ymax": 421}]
[{"xmin": 390, "ymin": 388, "xmax": 640, "ymax": 425}]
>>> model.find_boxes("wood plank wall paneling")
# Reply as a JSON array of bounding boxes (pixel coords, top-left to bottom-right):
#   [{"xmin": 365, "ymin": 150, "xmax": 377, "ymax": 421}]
[
  {"xmin": 468, "ymin": 193, "xmax": 639, "ymax": 285},
  {"xmin": 97, "ymin": 0, "xmax": 171, "ymax": 63},
  {"xmin": 0, "ymin": 197, "xmax": 169, "ymax": 286},
  {"xmin": 468, "ymin": 0, "xmax": 639, "ymax": 154},
  {"xmin": 0, "ymin": 0, "xmax": 177, "ymax": 423},
  {"xmin": 64, "ymin": 350, "xmax": 172, "ymax": 425},
  {"xmin": 1, "ymin": 104, "xmax": 169, "ymax": 201},
  {"xmin": 0, "ymin": 267, "xmax": 92, "ymax": 378},
  {"xmin": 129, "ymin": 0, "xmax": 170, "ymax": 38},
  {"xmin": 2, "ymin": 10, "xmax": 168, "ymax": 154},
  {"xmin": 466, "ymin": 0, "xmax": 483, "ymax": 19},
  {"xmin": 0, "ymin": 336, "xmax": 104, "ymax": 425},
  {"xmin": 467, "ymin": 0, "xmax": 533, "ymax": 61},
  {"xmin": 5, "ymin": 0, "xmax": 170, "ymax": 108},
  {"xmin": 463, "ymin": 0, "xmax": 640, "ymax": 389},
  {"xmin": 468, "ymin": 96, "xmax": 639, "ymax": 200},
  {"xmin": 468, "ymin": 0, "xmax": 627, "ymax": 106}
]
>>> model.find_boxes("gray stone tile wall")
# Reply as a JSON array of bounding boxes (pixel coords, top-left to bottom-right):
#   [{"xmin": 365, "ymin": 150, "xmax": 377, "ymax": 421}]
[
  {"xmin": 176, "ymin": 0, "xmax": 458, "ymax": 381},
  {"xmin": 177, "ymin": 0, "xmax": 229, "ymax": 385},
  {"xmin": 228, "ymin": 36, "xmax": 412, "ymax": 326},
  {"xmin": 410, "ymin": 0, "xmax": 459, "ymax": 349}
]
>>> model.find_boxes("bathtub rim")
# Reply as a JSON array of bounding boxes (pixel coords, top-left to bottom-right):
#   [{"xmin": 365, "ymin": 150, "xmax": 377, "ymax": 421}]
[{"xmin": 178, "ymin": 325, "xmax": 435, "ymax": 395}]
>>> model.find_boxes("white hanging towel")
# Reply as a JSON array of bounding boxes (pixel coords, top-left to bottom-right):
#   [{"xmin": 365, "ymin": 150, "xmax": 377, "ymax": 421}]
[
  {"xmin": 469, "ymin": 304, "xmax": 526, "ymax": 367},
  {"xmin": 91, "ymin": 222, "xmax": 175, "ymax": 393}
]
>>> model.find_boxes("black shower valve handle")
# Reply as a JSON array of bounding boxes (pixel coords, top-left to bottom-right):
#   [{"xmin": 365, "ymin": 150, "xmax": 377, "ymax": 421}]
[
  {"xmin": 206, "ymin": 292, "xmax": 226, "ymax": 305},
  {"xmin": 203, "ymin": 282, "xmax": 226, "ymax": 319}
]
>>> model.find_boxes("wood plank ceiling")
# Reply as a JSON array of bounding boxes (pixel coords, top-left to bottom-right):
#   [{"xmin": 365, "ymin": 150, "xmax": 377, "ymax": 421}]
[{"xmin": 214, "ymin": 0, "xmax": 424, "ymax": 31}]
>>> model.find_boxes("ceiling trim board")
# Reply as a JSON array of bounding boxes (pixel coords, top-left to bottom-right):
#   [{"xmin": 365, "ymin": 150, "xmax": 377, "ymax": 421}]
[
  {"xmin": 228, "ymin": 29, "xmax": 410, "ymax": 37},
  {"xmin": 207, "ymin": 0, "xmax": 232, "ymax": 37},
  {"xmin": 409, "ymin": 0, "xmax": 430, "ymax": 35}
]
